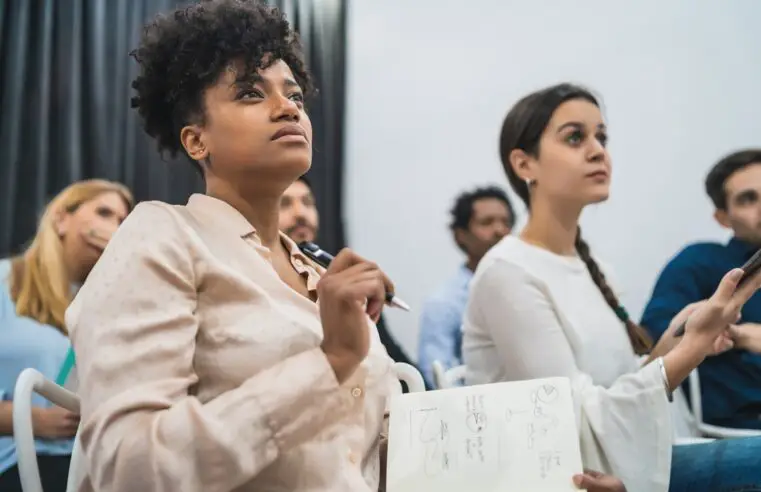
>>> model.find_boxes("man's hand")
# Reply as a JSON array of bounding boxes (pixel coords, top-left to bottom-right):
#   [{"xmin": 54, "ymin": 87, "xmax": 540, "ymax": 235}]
[
  {"xmin": 573, "ymin": 469, "xmax": 626, "ymax": 491},
  {"xmin": 729, "ymin": 323, "xmax": 761, "ymax": 353}
]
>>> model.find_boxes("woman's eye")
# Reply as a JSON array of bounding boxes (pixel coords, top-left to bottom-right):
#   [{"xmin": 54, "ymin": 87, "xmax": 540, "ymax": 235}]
[
  {"xmin": 238, "ymin": 89, "xmax": 263, "ymax": 100},
  {"xmin": 566, "ymin": 131, "xmax": 583, "ymax": 145},
  {"xmin": 597, "ymin": 133, "xmax": 608, "ymax": 147},
  {"xmin": 289, "ymin": 92, "xmax": 305, "ymax": 104}
]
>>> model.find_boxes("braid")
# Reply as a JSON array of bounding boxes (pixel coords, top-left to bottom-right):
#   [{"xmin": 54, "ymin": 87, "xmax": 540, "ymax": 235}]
[{"xmin": 574, "ymin": 229, "xmax": 652, "ymax": 355}]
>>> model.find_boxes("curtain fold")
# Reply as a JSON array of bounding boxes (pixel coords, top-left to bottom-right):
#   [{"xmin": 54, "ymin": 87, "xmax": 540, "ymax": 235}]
[{"xmin": 0, "ymin": 0, "xmax": 347, "ymax": 256}]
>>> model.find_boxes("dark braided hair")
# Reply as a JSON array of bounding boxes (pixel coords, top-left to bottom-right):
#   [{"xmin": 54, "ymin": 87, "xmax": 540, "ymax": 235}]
[
  {"xmin": 498, "ymin": 83, "xmax": 652, "ymax": 355},
  {"xmin": 130, "ymin": 0, "xmax": 313, "ymax": 175}
]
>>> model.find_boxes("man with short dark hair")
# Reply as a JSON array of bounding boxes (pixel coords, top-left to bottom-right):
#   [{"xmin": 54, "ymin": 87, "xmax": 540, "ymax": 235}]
[
  {"xmin": 642, "ymin": 149, "xmax": 761, "ymax": 429},
  {"xmin": 417, "ymin": 186, "xmax": 515, "ymax": 387},
  {"xmin": 278, "ymin": 175, "xmax": 319, "ymax": 244}
]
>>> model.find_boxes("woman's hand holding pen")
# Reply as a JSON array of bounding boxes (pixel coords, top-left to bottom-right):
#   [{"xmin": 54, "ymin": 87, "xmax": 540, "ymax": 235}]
[{"xmin": 317, "ymin": 249, "xmax": 395, "ymax": 383}]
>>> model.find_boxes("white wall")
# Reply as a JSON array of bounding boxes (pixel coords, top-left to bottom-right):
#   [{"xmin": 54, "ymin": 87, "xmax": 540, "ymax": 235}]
[{"xmin": 344, "ymin": 0, "xmax": 761, "ymax": 358}]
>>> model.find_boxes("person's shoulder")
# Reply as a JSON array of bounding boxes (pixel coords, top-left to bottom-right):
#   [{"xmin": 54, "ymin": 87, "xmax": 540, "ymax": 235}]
[
  {"xmin": 478, "ymin": 236, "xmax": 545, "ymax": 277},
  {"xmin": 664, "ymin": 241, "xmax": 724, "ymax": 270},
  {"xmin": 422, "ymin": 280, "xmax": 461, "ymax": 314},
  {"xmin": 0, "ymin": 259, "xmax": 13, "ymax": 306},
  {"xmin": 114, "ymin": 201, "xmax": 196, "ymax": 247},
  {"xmin": 678, "ymin": 241, "xmax": 725, "ymax": 257},
  {"xmin": 472, "ymin": 237, "xmax": 542, "ymax": 290},
  {"xmin": 0, "ymin": 259, "xmax": 11, "ymax": 281}
]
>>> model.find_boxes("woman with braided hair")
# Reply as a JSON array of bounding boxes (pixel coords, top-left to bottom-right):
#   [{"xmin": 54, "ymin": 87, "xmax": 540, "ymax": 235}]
[{"xmin": 463, "ymin": 83, "xmax": 761, "ymax": 492}]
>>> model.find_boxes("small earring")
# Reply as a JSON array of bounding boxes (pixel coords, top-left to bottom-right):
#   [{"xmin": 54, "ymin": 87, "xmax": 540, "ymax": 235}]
[{"xmin": 525, "ymin": 178, "xmax": 535, "ymax": 188}]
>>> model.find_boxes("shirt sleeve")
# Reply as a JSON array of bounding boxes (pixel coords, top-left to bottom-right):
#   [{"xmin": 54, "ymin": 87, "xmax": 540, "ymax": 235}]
[
  {"xmin": 417, "ymin": 297, "xmax": 462, "ymax": 386},
  {"xmin": 469, "ymin": 259, "xmax": 672, "ymax": 491},
  {"xmin": 66, "ymin": 202, "xmax": 360, "ymax": 492},
  {"xmin": 641, "ymin": 249, "xmax": 706, "ymax": 341}
]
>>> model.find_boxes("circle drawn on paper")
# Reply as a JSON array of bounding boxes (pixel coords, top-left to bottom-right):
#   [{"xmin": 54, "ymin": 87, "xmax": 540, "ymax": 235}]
[
  {"xmin": 536, "ymin": 384, "xmax": 558, "ymax": 404},
  {"xmin": 466, "ymin": 412, "xmax": 487, "ymax": 432}
]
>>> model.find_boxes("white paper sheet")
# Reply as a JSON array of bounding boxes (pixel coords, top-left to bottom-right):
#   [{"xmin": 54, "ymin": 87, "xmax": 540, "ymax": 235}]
[{"xmin": 386, "ymin": 377, "xmax": 584, "ymax": 492}]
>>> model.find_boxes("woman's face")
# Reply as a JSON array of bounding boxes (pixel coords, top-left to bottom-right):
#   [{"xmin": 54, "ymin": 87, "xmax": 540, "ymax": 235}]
[
  {"xmin": 58, "ymin": 191, "xmax": 130, "ymax": 278},
  {"xmin": 184, "ymin": 59, "xmax": 313, "ymax": 190},
  {"xmin": 526, "ymin": 99, "xmax": 611, "ymax": 207}
]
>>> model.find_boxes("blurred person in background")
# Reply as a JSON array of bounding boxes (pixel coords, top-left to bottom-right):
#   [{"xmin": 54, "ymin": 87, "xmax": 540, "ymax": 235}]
[
  {"xmin": 642, "ymin": 149, "xmax": 761, "ymax": 429},
  {"xmin": 278, "ymin": 175, "xmax": 319, "ymax": 244},
  {"xmin": 280, "ymin": 175, "xmax": 418, "ymax": 374},
  {"xmin": 0, "ymin": 179, "xmax": 133, "ymax": 492},
  {"xmin": 418, "ymin": 186, "xmax": 514, "ymax": 387}
]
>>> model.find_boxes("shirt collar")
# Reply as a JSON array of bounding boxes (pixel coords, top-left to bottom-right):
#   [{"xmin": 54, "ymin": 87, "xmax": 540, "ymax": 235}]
[
  {"xmin": 185, "ymin": 193, "xmax": 314, "ymax": 272},
  {"xmin": 187, "ymin": 194, "xmax": 256, "ymax": 238},
  {"xmin": 727, "ymin": 236, "xmax": 758, "ymax": 258}
]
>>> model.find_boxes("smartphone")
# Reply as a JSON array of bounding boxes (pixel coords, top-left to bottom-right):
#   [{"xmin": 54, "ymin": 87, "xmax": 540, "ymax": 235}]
[
  {"xmin": 673, "ymin": 247, "xmax": 761, "ymax": 337},
  {"xmin": 738, "ymin": 248, "xmax": 761, "ymax": 287}
]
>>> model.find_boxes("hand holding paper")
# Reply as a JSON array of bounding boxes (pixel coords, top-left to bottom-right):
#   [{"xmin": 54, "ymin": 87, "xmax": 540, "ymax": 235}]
[{"xmin": 386, "ymin": 377, "xmax": 585, "ymax": 492}]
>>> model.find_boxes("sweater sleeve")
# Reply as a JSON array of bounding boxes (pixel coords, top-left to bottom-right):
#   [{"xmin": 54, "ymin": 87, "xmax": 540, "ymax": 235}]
[{"xmin": 467, "ymin": 259, "xmax": 673, "ymax": 491}]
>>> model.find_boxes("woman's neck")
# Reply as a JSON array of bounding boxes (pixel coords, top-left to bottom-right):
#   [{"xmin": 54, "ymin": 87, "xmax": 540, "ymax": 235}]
[
  {"xmin": 520, "ymin": 198, "xmax": 582, "ymax": 256},
  {"xmin": 206, "ymin": 178, "xmax": 284, "ymax": 251}
]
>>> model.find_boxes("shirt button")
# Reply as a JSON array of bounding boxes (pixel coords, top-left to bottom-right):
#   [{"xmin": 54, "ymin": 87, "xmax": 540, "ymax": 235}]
[
  {"xmin": 294, "ymin": 258, "xmax": 303, "ymax": 267},
  {"xmin": 348, "ymin": 451, "xmax": 358, "ymax": 464},
  {"xmin": 351, "ymin": 386, "xmax": 363, "ymax": 398}
]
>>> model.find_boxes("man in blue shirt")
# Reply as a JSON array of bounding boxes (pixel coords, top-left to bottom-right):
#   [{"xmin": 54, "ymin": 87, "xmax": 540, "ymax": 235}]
[
  {"xmin": 418, "ymin": 186, "xmax": 515, "ymax": 387},
  {"xmin": 642, "ymin": 149, "xmax": 761, "ymax": 429}
]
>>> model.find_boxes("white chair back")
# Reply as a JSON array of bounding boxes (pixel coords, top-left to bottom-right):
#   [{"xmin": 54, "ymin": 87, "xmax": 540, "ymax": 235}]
[
  {"xmin": 687, "ymin": 369, "xmax": 761, "ymax": 439},
  {"xmin": 392, "ymin": 362, "xmax": 425, "ymax": 393},
  {"xmin": 13, "ymin": 368, "xmax": 83, "ymax": 492},
  {"xmin": 431, "ymin": 361, "xmax": 466, "ymax": 389}
]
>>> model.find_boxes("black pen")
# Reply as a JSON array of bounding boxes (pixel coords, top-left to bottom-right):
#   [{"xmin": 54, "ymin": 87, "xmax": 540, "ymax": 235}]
[{"xmin": 298, "ymin": 241, "xmax": 411, "ymax": 312}]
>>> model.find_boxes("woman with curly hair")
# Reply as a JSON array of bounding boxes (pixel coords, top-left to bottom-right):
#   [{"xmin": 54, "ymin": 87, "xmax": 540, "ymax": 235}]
[{"xmin": 67, "ymin": 1, "xmax": 397, "ymax": 491}]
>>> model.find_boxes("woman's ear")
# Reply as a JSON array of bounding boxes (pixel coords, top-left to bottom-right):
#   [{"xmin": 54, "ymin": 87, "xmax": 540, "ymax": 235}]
[
  {"xmin": 180, "ymin": 125, "xmax": 210, "ymax": 163},
  {"xmin": 509, "ymin": 148, "xmax": 535, "ymax": 182},
  {"xmin": 53, "ymin": 211, "xmax": 70, "ymax": 237}
]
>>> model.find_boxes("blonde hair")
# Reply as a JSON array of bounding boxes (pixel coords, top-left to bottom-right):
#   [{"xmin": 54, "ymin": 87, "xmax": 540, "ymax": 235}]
[{"xmin": 10, "ymin": 179, "xmax": 134, "ymax": 333}]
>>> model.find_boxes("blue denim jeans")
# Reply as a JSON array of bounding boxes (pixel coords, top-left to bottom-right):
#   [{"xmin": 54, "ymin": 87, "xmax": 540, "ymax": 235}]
[{"xmin": 670, "ymin": 438, "xmax": 761, "ymax": 491}]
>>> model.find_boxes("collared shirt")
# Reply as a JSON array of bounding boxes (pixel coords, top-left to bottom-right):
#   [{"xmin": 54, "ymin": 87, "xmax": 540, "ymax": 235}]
[
  {"xmin": 417, "ymin": 265, "xmax": 473, "ymax": 386},
  {"xmin": 66, "ymin": 194, "xmax": 398, "ymax": 492},
  {"xmin": 0, "ymin": 260, "xmax": 74, "ymax": 474},
  {"xmin": 641, "ymin": 237, "xmax": 761, "ymax": 429}
]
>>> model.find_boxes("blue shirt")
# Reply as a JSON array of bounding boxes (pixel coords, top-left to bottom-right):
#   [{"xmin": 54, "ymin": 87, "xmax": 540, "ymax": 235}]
[
  {"xmin": 417, "ymin": 265, "xmax": 473, "ymax": 386},
  {"xmin": 0, "ymin": 259, "xmax": 74, "ymax": 474},
  {"xmin": 641, "ymin": 238, "xmax": 761, "ymax": 429}
]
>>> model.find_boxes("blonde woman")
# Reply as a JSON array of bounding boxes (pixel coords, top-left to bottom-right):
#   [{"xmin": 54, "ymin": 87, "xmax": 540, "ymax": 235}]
[{"xmin": 0, "ymin": 179, "xmax": 132, "ymax": 492}]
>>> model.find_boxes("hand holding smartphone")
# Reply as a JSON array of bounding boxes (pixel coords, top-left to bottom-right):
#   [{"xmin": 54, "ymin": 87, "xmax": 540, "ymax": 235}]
[{"xmin": 673, "ymin": 248, "xmax": 761, "ymax": 337}]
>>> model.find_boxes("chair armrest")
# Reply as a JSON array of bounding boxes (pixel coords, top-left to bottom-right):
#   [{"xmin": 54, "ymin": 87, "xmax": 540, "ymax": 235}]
[{"xmin": 13, "ymin": 368, "xmax": 80, "ymax": 492}]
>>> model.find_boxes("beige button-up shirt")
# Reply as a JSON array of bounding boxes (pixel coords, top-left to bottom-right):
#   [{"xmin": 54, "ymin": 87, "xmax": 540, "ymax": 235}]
[{"xmin": 66, "ymin": 194, "xmax": 397, "ymax": 492}]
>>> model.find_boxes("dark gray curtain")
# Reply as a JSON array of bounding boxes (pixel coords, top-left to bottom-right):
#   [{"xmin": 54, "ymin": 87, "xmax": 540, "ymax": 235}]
[{"xmin": 0, "ymin": 0, "xmax": 347, "ymax": 256}]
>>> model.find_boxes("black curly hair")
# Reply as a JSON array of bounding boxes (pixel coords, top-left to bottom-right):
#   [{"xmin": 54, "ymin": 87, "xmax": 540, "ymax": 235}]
[
  {"xmin": 130, "ymin": 0, "xmax": 314, "ymax": 175},
  {"xmin": 449, "ymin": 186, "xmax": 514, "ymax": 232}
]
